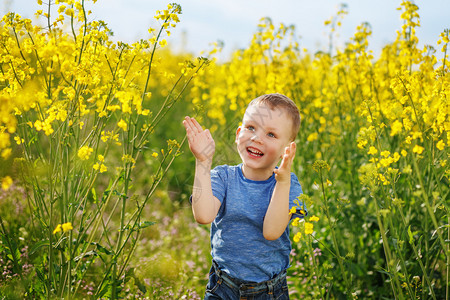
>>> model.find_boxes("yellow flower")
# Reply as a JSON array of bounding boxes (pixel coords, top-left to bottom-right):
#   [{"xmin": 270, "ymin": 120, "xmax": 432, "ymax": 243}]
[
  {"xmin": 412, "ymin": 145, "xmax": 424, "ymax": 154},
  {"xmin": 378, "ymin": 173, "xmax": 390, "ymax": 185},
  {"xmin": 367, "ymin": 146, "xmax": 378, "ymax": 155},
  {"xmin": 53, "ymin": 224, "xmax": 62, "ymax": 234},
  {"xmin": 289, "ymin": 206, "xmax": 297, "ymax": 215},
  {"xmin": 305, "ymin": 222, "xmax": 314, "ymax": 235},
  {"xmin": 1, "ymin": 176, "xmax": 13, "ymax": 191},
  {"xmin": 159, "ymin": 39, "xmax": 167, "ymax": 47},
  {"xmin": 65, "ymin": 8, "xmax": 74, "ymax": 17},
  {"xmin": 78, "ymin": 145, "xmax": 93, "ymax": 160},
  {"xmin": 357, "ymin": 139, "xmax": 368, "ymax": 149},
  {"xmin": 14, "ymin": 136, "xmax": 24, "ymax": 145},
  {"xmin": 117, "ymin": 119, "xmax": 127, "ymax": 131},
  {"xmin": 390, "ymin": 120, "xmax": 403, "ymax": 136},
  {"xmin": 152, "ymin": 152, "xmax": 159, "ymax": 158},
  {"xmin": 380, "ymin": 150, "xmax": 391, "ymax": 158},
  {"xmin": 93, "ymin": 162, "xmax": 107, "ymax": 173},
  {"xmin": 34, "ymin": 120, "xmax": 43, "ymax": 131},
  {"xmin": 401, "ymin": 150, "xmax": 408, "ymax": 157},
  {"xmin": 99, "ymin": 164, "xmax": 107, "ymax": 173},
  {"xmin": 291, "ymin": 217, "xmax": 300, "ymax": 227},
  {"xmin": 380, "ymin": 157, "xmax": 394, "ymax": 168},
  {"xmin": 293, "ymin": 232, "xmax": 302, "ymax": 242},
  {"xmin": 62, "ymin": 222, "xmax": 73, "ymax": 232},
  {"xmin": 309, "ymin": 215, "xmax": 320, "ymax": 222},
  {"xmin": 53, "ymin": 222, "xmax": 73, "ymax": 234},
  {"xmin": 1, "ymin": 148, "xmax": 12, "ymax": 159},
  {"xmin": 436, "ymin": 140, "xmax": 445, "ymax": 150},
  {"xmin": 307, "ymin": 132, "xmax": 318, "ymax": 142}
]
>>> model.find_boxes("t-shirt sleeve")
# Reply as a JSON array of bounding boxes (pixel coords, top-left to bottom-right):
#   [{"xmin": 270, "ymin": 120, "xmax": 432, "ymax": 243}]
[{"xmin": 289, "ymin": 173, "xmax": 307, "ymax": 219}]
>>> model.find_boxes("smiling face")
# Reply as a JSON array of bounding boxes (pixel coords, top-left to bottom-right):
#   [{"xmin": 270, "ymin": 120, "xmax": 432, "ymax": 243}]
[{"xmin": 235, "ymin": 103, "xmax": 294, "ymax": 181}]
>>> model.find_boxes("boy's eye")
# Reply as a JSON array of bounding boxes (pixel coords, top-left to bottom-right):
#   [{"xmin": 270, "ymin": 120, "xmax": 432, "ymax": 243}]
[
  {"xmin": 267, "ymin": 132, "xmax": 275, "ymax": 138},
  {"xmin": 247, "ymin": 125, "xmax": 255, "ymax": 131}
]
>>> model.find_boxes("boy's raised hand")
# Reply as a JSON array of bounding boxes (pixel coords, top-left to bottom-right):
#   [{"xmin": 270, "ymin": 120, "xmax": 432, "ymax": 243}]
[
  {"xmin": 183, "ymin": 116, "xmax": 215, "ymax": 162},
  {"xmin": 274, "ymin": 142, "xmax": 296, "ymax": 183}
]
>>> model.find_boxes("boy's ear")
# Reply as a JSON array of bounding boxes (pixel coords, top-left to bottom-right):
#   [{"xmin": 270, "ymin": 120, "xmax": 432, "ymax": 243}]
[{"xmin": 235, "ymin": 126, "xmax": 241, "ymax": 143}]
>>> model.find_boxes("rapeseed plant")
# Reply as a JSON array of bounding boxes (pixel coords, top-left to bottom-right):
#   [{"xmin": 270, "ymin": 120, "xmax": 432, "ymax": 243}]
[{"xmin": 0, "ymin": 1, "xmax": 207, "ymax": 298}]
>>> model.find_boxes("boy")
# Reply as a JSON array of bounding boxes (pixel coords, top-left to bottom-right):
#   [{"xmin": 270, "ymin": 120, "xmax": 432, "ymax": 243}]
[{"xmin": 183, "ymin": 93, "xmax": 306, "ymax": 299}]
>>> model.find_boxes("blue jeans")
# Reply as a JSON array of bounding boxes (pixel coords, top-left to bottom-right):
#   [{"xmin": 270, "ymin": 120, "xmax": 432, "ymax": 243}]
[{"xmin": 204, "ymin": 261, "xmax": 290, "ymax": 300}]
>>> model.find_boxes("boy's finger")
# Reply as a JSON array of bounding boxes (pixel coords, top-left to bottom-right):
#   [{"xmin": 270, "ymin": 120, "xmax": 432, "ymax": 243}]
[
  {"xmin": 279, "ymin": 148, "xmax": 291, "ymax": 169},
  {"xmin": 205, "ymin": 129, "xmax": 214, "ymax": 141},
  {"xmin": 182, "ymin": 120, "xmax": 191, "ymax": 135},
  {"xmin": 183, "ymin": 117, "xmax": 191, "ymax": 130},
  {"xmin": 281, "ymin": 144, "xmax": 296, "ymax": 169},
  {"xmin": 289, "ymin": 142, "xmax": 296, "ymax": 161},
  {"xmin": 190, "ymin": 117, "xmax": 204, "ymax": 133},
  {"xmin": 289, "ymin": 142, "xmax": 296, "ymax": 153},
  {"xmin": 186, "ymin": 117, "xmax": 199, "ymax": 134}
]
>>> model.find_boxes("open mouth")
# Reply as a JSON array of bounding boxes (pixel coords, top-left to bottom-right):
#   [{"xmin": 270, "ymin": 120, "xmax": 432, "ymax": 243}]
[{"xmin": 247, "ymin": 147, "xmax": 264, "ymax": 157}]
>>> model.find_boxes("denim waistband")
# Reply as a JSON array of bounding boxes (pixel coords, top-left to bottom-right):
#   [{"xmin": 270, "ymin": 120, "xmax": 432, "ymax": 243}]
[{"xmin": 211, "ymin": 260, "xmax": 287, "ymax": 295}]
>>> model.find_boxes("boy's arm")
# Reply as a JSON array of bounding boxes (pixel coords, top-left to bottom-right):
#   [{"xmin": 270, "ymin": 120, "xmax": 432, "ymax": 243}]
[
  {"xmin": 263, "ymin": 142, "xmax": 296, "ymax": 240},
  {"xmin": 183, "ymin": 116, "xmax": 221, "ymax": 224}
]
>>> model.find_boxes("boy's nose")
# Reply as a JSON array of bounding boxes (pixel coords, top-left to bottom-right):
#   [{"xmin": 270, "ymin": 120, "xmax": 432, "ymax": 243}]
[{"xmin": 250, "ymin": 134, "xmax": 262, "ymax": 143}]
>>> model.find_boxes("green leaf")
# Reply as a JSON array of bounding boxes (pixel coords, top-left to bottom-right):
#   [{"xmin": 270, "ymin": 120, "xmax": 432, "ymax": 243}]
[
  {"xmin": 139, "ymin": 221, "xmax": 156, "ymax": 229},
  {"xmin": 35, "ymin": 266, "xmax": 46, "ymax": 284},
  {"xmin": 91, "ymin": 242, "xmax": 114, "ymax": 255},
  {"xmin": 1, "ymin": 234, "xmax": 20, "ymax": 266},
  {"xmin": 74, "ymin": 250, "xmax": 98, "ymax": 261},
  {"xmin": 87, "ymin": 187, "xmax": 97, "ymax": 204},
  {"xmin": 407, "ymin": 225, "xmax": 414, "ymax": 244},
  {"xmin": 97, "ymin": 280, "xmax": 111, "ymax": 299},
  {"xmin": 53, "ymin": 236, "xmax": 68, "ymax": 249},
  {"xmin": 407, "ymin": 226, "xmax": 420, "ymax": 244}
]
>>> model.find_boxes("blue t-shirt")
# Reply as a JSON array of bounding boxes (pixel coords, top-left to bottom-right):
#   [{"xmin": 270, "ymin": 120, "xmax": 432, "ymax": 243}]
[{"xmin": 210, "ymin": 164, "xmax": 305, "ymax": 283}]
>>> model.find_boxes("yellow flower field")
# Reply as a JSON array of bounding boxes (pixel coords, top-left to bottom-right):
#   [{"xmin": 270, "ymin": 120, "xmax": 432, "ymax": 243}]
[{"xmin": 0, "ymin": 0, "xmax": 448, "ymax": 299}]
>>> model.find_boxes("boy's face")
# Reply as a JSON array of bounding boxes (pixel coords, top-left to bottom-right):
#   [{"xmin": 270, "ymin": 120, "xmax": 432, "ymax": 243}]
[{"xmin": 235, "ymin": 103, "xmax": 293, "ymax": 180}]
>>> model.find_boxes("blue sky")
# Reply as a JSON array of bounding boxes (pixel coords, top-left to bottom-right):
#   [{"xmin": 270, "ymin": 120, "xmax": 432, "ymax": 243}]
[{"xmin": 4, "ymin": 0, "xmax": 450, "ymax": 59}]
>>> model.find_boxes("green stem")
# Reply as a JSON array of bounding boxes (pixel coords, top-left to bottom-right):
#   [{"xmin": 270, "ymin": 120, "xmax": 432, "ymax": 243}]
[
  {"xmin": 141, "ymin": 16, "xmax": 171, "ymax": 101},
  {"xmin": 306, "ymin": 235, "xmax": 325, "ymax": 297},
  {"xmin": 411, "ymin": 153, "xmax": 448, "ymax": 258},
  {"xmin": 117, "ymin": 137, "xmax": 186, "ymax": 280},
  {"xmin": 318, "ymin": 170, "xmax": 351, "ymax": 295},
  {"xmin": 447, "ymin": 213, "xmax": 449, "ymax": 300},
  {"xmin": 111, "ymin": 165, "xmax": 131, "ymax": 299},
  {"xmin": 48, "ymin": 203, "xmax": 54, "ymax": 299},
  {"xmin": 372, "ymin": 193, "xmax": 403, "ymax": 300},
  {"xmin": 397, "ymin": 205, "xmax": 437, "ymax": 299}
]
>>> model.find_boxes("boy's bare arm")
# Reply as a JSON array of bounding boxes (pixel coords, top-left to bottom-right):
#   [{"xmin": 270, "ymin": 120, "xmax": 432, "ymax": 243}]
[
  {"xmin": 263, "ymin": 142, "xmax": 296, "ymax": 240},
  {"xmin": 183, "ymin": 116, "xmax": 221, "ymax": 224}
]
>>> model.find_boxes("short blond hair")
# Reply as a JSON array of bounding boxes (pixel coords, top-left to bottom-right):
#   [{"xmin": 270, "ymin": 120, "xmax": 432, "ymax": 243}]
[{"xmin": 248, "ymin": 93, "xmax": 300, "ymax": 141}]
